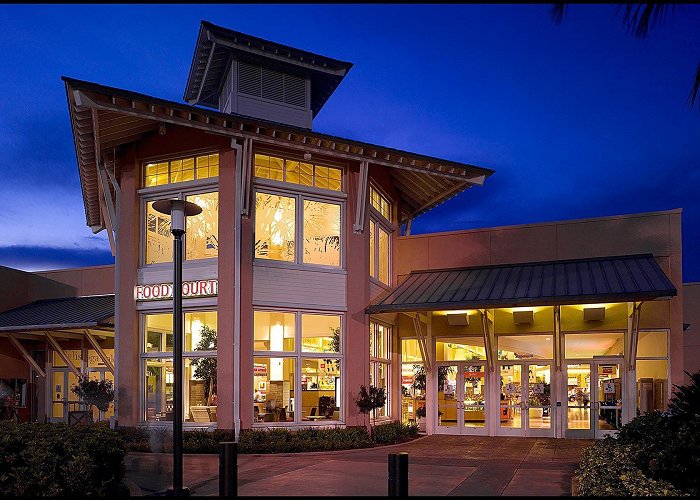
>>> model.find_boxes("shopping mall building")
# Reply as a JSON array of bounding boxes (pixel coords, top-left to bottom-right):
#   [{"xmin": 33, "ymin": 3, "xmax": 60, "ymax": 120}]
[{"xmin": 1, "ymin": 21, "xmax": 698, "ymax": 439}]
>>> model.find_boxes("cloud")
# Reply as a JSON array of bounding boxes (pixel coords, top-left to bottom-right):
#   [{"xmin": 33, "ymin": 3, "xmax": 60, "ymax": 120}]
[{"xmin": 0, "ymin": 245, "xmax": 114, "ymax": 272}]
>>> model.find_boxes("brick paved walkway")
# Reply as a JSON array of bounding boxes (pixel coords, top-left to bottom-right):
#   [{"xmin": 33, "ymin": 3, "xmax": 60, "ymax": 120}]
[{"xmin": 126, "ymin": 435, "xmax": 593, "ymax": 496}]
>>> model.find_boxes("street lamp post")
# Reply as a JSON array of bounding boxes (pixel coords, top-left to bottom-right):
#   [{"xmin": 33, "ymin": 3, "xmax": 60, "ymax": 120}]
[{"xmin": 153, "ymin": 199, "xmax": 202, "ymax": 497}]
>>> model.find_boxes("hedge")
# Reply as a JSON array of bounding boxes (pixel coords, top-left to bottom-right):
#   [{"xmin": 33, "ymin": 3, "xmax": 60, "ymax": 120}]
[
  {"xmin": 118, "ymin": 421, "xmax": 418, "ymax": 454},
  {"xmin": 0, "ymin": 421, "xmax": 128, "ymax": 497},
  {"xmin": 577, "ymin": 438, "xmax": 687, "ymax": 497}
]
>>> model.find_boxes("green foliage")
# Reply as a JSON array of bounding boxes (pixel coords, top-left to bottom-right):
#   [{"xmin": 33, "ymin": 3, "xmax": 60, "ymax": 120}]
[
  {"xmin": 577, "ymin": 438, "xmax": 686, "ymax": 496},
  {"xmin": 354, "ymin": 385, "xmax": 386, "ymax": 415},
  {"xmin": 329, "ymin": 326, "xmax": 341, "ymax": 353},
  {"xmin": 371, "ymin": 421, "xmax": 419, "ymax": 445},
  {"xmin": 71, "ymin": 374, "xmax": 115, "ymax": 412},
  {"xmin": 190, "ymin": 326, "xmax": 218, "ymax": 403},
  {"xmin": 0, "ymin": 421, "xmax": 128, "ymax": 497},
  {"xmin": 667, "ymin": 370, "xmax": 700, "ymax": 419},
  {"xmin": 412, "ymin": 365, "xmax": 454, "ymax": 393},
  {"xmin": 577, "ymin": 371, "xmax": 700, "ymax": 496},
  {"xmin": 117, "ymin": 423, "xmax": 417, "ymax": 455}
]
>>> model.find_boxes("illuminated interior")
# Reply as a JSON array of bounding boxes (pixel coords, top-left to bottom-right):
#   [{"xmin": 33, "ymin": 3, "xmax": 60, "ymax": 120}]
[
  {"xmin": 185, "ymin": 191, "xmax": 219, "ymax": 260},
  {"xmin": 144, "ymin": 153, "xmax": 218, "ymax": 187},
  {"xmin": 144, "ymin": 311, "xmax": 218, "ymax": 352},
  {"xmin": 370, "ymin": 185, "xmax": 391, "ymax": 221},
  {"xmin": 254, "ymin": 153, "xmax": 341, "ymax": 191},
  {"xmin": 254, "ymin": 192, "xmax": 296, "ymax": 262},
  {"xmin": 303, "ymin": 200, "xmax": 340, "ymax": 266}
]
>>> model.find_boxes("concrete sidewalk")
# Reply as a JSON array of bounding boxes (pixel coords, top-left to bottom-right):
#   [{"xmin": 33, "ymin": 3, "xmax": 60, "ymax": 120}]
[{"xmin": 125, "ymin": 435, "xmax": 593, "ymax": 496}]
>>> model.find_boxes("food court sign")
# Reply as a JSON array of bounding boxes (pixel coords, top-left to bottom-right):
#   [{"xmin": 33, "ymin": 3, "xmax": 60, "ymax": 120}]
[{"xmin": 134, "ymin": 279, "xmax": 218, "ymax": 301}]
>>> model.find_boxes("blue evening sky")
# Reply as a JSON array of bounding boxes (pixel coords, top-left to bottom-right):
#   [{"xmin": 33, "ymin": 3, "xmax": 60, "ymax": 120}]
[{"xmin": 0, "ymin": 4, "xmax": 699, "ymax": 281}]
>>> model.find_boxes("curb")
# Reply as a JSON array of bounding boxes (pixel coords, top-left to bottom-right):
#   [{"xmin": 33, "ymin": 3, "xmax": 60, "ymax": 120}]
[{"xmin": 127, "ymin": 434, "xmax": 431, "ymax": 459}]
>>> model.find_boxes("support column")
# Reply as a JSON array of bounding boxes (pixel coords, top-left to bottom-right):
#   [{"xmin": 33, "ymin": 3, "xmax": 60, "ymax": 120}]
[
  {"xmin": 238, "ymin": 211, "xmax": 254, "ymax": 429},
  {"xmin": 115, "ymin": 150, "xmax": 140, "ymax": 427},
  {"xmin": 345, "ymin": 161, "xmax": 370, "ymax": 428},
  {"xmin": 216, "ymin": 146, "xmax": 237, "ymax": 431}
]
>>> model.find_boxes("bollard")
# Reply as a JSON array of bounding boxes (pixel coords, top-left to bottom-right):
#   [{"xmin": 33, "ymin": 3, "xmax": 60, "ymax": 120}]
[
  {"xmin": 219, "ymin": 442, "xmax": 238, "ymax": 497},
  {"xmin": 388, "ymin": 452, "xmax": 408, "ymax": 496}
]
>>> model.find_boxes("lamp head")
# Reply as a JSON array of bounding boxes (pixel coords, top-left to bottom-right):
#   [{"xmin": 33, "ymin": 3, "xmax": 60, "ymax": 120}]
[{"xmin": 152, "ymin": 199, "xmax": 202, "ymax": 235}]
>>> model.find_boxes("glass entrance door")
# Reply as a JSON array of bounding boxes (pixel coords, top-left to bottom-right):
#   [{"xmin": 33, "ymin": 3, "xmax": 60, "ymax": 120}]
[
  {"xmin": 499, "ymin": 363, "xmax": 554, "ymax": 436},
  {"xmin": 565, "ymin": 361, "xmax": 623, "ymax": 438},
  {"xmin": 50, "ymin": 370, "xmax": 79, "ymax": 422},
  {"xmin": 436, "ymin": 363, "xmax": 487, "ymax": 434}
]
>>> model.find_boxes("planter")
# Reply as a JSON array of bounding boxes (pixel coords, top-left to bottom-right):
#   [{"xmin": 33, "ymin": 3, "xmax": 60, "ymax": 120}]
[{"xmin": 417, "ymin": 417, "xmax": 426, "ymax": 433}]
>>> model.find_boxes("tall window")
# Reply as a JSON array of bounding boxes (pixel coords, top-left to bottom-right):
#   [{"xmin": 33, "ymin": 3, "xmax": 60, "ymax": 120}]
[
  {"xmin": 142, "ymin": 311, "xmax": 218, "ymax": 423},
  {"xmin": 401, "ymin": 339, "xmax": 424, "ymax": 424},
  {"xmin": 370, "ymin": 185, "xmax": 391, "ymax": 221},
  {"xmin": 143, "ymin": 153, "xmax": 218, "ymax": 187},
  {"xmin": 370, "ymin": 321, "xmax": 391, "ymax": 418},
  {"xmin": 255, "ymin": 153, "xmax": 341, "ymax": 192},
  {"xmin": 254, "ymin": 311, "xmax": 343, "ymax": 423},
  {"xmin": 369, "ymin": 219, "xmax": 391, "ymax": 285},
  {"xmin": 254, "ymin": 191, "xmax": 341, "ymax": 267},
  {"xmin": 636, "ymin": 330, "xmax": 670, "ymax": 413},
  {"xmin": 144, "ymin": 191, "xmax": 219, "ymax": 264}
]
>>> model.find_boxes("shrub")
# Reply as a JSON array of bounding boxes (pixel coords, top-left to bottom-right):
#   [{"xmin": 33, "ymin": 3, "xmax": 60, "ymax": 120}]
[
  {"xmin": 0, "ymin": 421, "xmax": 128, "ymax": 497},
  {"xmin": 238, "ymin": 426, "xmax": 373, "ymax": 453},
  {"xmin": 371, "ymin": 421, "xmax": 419, "ymax": 444},
  {"xmin": 577, "ymin": 438, "xmax": 686, "ymax": 496}
]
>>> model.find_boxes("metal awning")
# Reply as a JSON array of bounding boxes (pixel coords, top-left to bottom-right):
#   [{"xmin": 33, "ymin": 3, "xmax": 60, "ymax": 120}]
[
  {"xmin": 366, "ymin": 254, "xmax": 677, "ymax": 314},
  {"xmin": 0, "ymin": 295, "xmax": 114, "ymax": 332}
]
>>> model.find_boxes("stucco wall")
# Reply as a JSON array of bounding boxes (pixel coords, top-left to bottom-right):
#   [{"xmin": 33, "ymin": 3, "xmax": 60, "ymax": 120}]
[
  {"xmin": 683, "ymin": 282, "xmax": 700, "ymax": 382},
  {"xmin": 0, "ymin": 266, "xmax": 76, "ymax": 312},
  {"xmin": 35, "ymin": 265, "xmax": 114, "ymax": 297},
  {"xmin": 396, "ymin": 209, "xmax": 684, "ymax": 387}
]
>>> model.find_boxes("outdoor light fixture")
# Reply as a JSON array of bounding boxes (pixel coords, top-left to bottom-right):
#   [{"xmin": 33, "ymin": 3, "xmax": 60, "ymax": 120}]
[
  {"xmin": 513, "ymin": 309, "xmax": 534, "ymax": 324},
  {"xmin": 583, "ymin": 306, "xmax": 606, "ymax": 322},
  {"xmin": 446, "ymin": 313, "xmax": 469, "ymax": 326},
  {"xmin": 152, "ymin": 198, "xmax": 202, "ymax": 497}
]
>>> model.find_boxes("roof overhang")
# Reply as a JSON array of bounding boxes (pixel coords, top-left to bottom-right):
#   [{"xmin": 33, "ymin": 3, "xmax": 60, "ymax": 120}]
[
  {"xmin": 63, "ymin": 77, "xmax": 494, "ymax": 230},
  {"xmin": 184, "ymin": 21, "xmax": 354, "ymax": 115},
  {"xmin": 0, "ymin": 295, "xmax": 115, "ymax": 333},
  {"xmin": 366, "ymin": 254, "xmax": 677, "ymax": 314}
]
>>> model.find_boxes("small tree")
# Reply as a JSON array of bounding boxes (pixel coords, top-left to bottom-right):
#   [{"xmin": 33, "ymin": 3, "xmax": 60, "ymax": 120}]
[
  {"xmin": 71, "ymin": 375, "xmax": 115, "ymax": 418},
  {"xmin": 190, "ymin": 325, "xmax": 217, "ymax": 405},
  {"xmin": 355, "ymin": 384, "xmax": 386, "ymax": 429}
]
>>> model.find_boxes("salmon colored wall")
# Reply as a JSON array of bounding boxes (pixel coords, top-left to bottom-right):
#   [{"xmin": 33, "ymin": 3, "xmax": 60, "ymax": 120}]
[
  {"xmin": 395, "ymin": 209, "xmax": 685, "ymax": 387},
  {"xmin": 0, "ymin": 339, "xmax": 30, "ymax": 379},
  {"xmin": 346, "ymin": 160, "xmax": 371, "ymax": 427},
  {"xmin": 239, "ymin": 206, "xmax": 254, "ymax": 430},
  {"xmin": 683, "ymin": 283, "xmax": 700, "ymax": 383},
  {"xmin": 115, "ymin": 148, "xmax": 140, "ymax": 427},
  {"xmin": 35, "ymin": 265, "xmax": 114, "ymax": 297},
  {"xmin": 216, "ymin": 146, "xmax": 236, "ymax": 431},
  {"xmin": 0, "ymin": 267, "xmax": 76, "ymax": 313}
]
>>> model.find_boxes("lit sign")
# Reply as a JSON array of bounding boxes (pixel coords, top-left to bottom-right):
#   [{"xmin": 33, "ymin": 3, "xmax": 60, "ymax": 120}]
[{"xmin": 134, "ymin": 279, "xmax": 218, "ymax": 301}]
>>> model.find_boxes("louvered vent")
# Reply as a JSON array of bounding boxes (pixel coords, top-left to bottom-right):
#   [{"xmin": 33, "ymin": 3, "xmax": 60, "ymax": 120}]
[
  {"xmin": 238, "ymin": 61, "xmax": 262, "ymax": 96},
  {"xmin": 238, "ymin": 61, "xmax": 307, "ymax": 108}
]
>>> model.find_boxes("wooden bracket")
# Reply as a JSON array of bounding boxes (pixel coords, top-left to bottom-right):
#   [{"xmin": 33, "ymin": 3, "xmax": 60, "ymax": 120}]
[
  {"xmin": 83, "ymin": 330, "xmax": 114, "ymax": 374},
  {"xmin": 353, "ymin": 160, "xmax": 369, "ymax": 233},
  {"xmin": 45, "ymin": 332, "xmax": 81, "ymax": 378},
  {"xmin": 7, "ymin": 334, "xmax": 46, "ymax": 378}
]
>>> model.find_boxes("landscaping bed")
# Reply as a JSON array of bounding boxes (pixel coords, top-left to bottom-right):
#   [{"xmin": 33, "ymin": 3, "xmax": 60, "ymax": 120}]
[
  {"xmin": 118, "ymin": 421, "xmax": 419, "ymax": 454},
  {"xmin": 0, "ymin": 421, "xmax": 129, "ymax": 497},
  {"xmin": 576, "ymin": 371, "xmax": 700, "ymax": 497}
]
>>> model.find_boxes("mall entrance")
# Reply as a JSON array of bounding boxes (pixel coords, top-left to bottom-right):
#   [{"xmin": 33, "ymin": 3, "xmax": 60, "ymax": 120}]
[
  {"xmin": 498, "ymin": 362, "xmax": 554, "ymax": 437},
  {"xmin": 564, "ymin": 360, "xmax": 623, "ymax": 439},
  {"xmin": 434, "ymin": 361, "xmax": 487, "ymax": 434}
]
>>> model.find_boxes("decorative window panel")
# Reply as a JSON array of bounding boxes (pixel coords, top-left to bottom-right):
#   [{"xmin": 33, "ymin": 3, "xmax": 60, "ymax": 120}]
[
  {"xmin": 254, "ymin": 153, "xmax": 341, "ymax": 192},
  {"xmin": 303, "ymin": 200, "xmax": 340, "ymax": 266},
  {"xmin": 254, "ymin": 192, "xmax": 296, "ymax": 262},
  {"xmin": 143, "ymin": 153, "xmax": 218, "ymax": 187}
]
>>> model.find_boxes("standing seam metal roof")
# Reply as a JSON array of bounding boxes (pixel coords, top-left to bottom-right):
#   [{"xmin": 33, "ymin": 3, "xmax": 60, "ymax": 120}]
[
  {"xmin": 0, "ymin": 295, "xmax": 115, "ymax": 331},
  {"xmin": 366, "ymin": 254, "xmax": 676, "ymax": 314}
]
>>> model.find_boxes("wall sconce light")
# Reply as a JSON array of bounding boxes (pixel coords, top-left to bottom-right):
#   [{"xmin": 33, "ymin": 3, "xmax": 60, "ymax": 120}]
[
  {"xmin": 583, "ymin": 306, "xmax": 606, "ymax": 322},
  {"xmin": 513, "ymin": 310, "xmax": 534, "ymax": 324},
  {"xmin": 446, "ymin": 313, "xmax": 469, "ymax": 326}
]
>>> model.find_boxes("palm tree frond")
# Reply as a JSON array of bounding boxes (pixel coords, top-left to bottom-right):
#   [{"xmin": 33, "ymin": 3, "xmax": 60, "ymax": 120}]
[
  {"xmin": 622, "ymin": 3, "xmax": 673, "ymax": 39},
  {"xmin": 689, "ymin": 61, "xmax": 700, "ymax": 109},
  {"xmin": 551, "ymin": 3, "xmax": 567, "ymax": 24}
]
